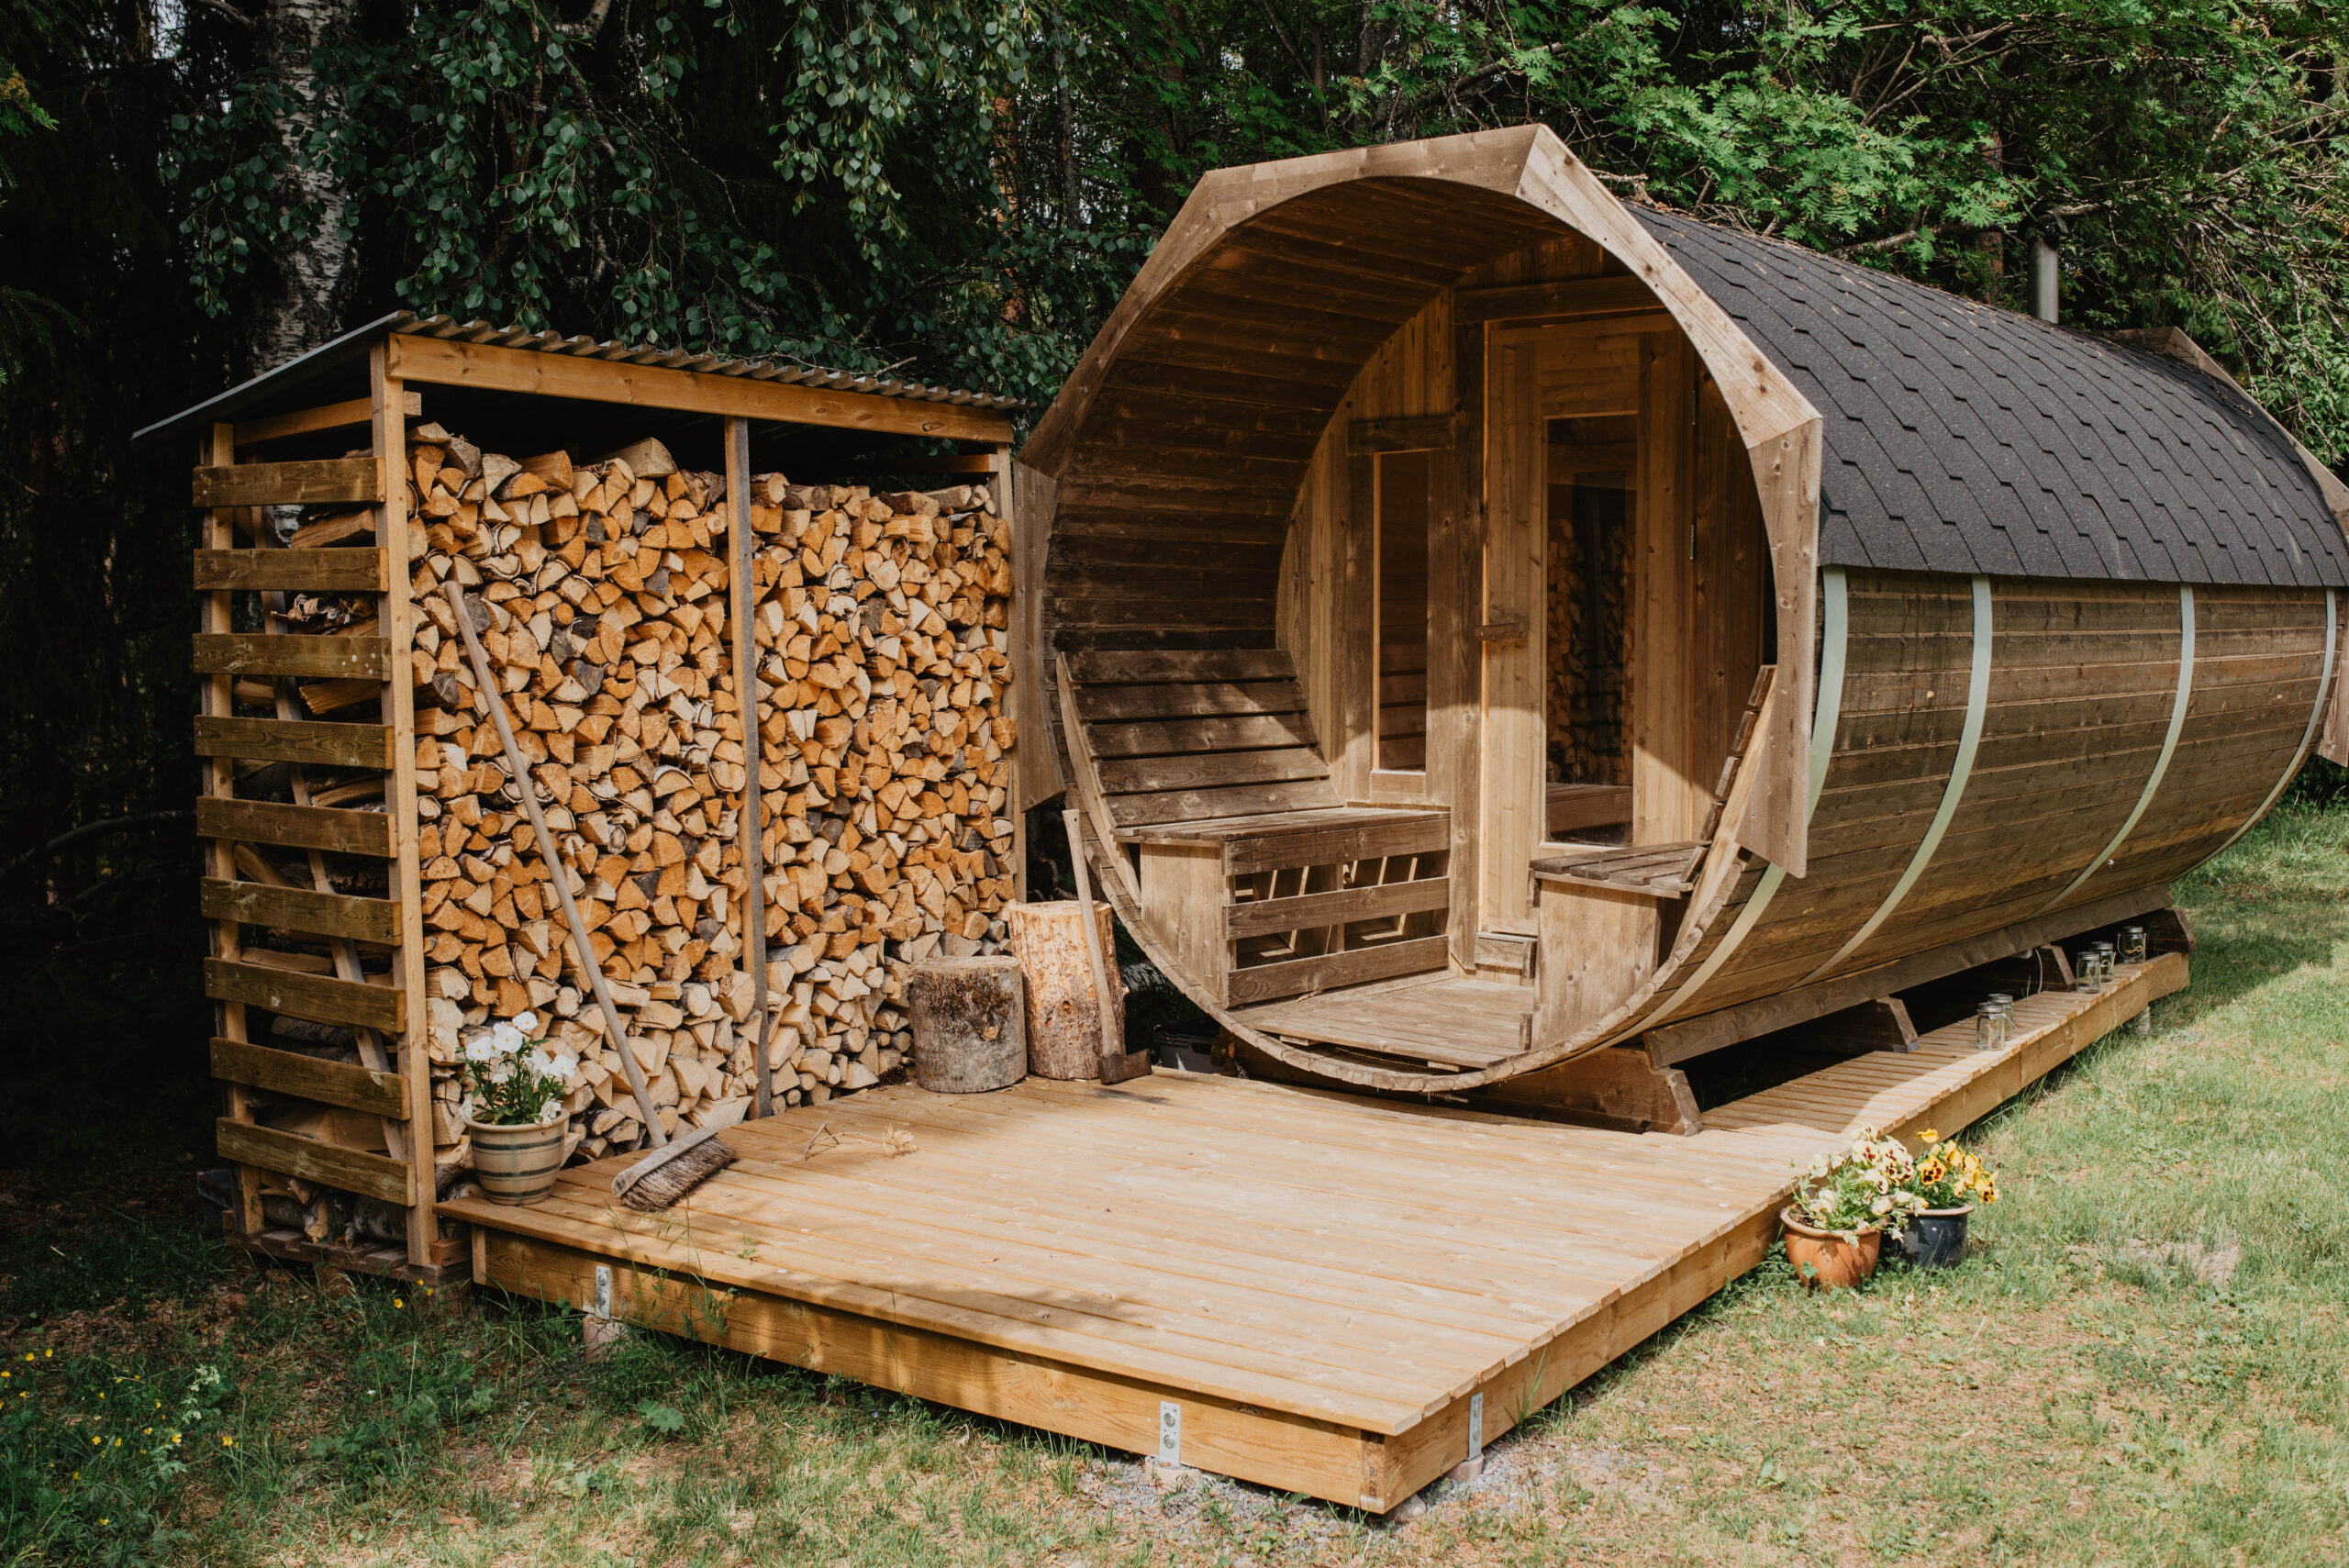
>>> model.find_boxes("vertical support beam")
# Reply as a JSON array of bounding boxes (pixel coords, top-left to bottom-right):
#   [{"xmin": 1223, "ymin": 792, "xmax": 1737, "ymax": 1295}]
[
  {"xmin": 205, "ymin": 423, "xmax": 262, "ymax": 1236},
  {"xmin": 1479, "ymin": 332, "xmax": 1542, "ymax": 933},
  {"xmin": 727, "ymin": 417, "xmax": 771, "ymax": 1118},
  {"xmin": 1632, "ymin": 333, "xmax": 1697, "ymax": 845},
  {"xmin": 1338, "ymin": 451, "xmax": 1377, "ymax": 793},
  {"xmin": 373, "ymin": 347, "xmax": 435, "ymax": 1264},
  {"xmin": 1431, "ymin": 315, "xmax": 1486, "ymax": 966},
  {"xmin": 989, "ymin": 446, "xmax": 1028, "ymax": 902}
]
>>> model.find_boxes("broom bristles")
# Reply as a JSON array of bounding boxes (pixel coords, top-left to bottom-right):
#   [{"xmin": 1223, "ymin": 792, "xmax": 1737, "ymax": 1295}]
[{"xmin": 617, "ymin": 1135, "xmax": 738, "ymax": 1212}]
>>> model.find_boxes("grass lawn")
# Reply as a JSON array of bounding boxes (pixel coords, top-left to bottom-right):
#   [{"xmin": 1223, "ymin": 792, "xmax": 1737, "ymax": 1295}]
[{"xmin": 6, "ymin": 806, "xmax": 2347, "ymax": 1567}]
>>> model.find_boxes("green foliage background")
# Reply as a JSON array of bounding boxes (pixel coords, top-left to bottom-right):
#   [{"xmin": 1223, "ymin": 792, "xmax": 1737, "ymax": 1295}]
[{"xmin": 1, "ymin": 0, "xmax": 2344, "ymax": 1142}]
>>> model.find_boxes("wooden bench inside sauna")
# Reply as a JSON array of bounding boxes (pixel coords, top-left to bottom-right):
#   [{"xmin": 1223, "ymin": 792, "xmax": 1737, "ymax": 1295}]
[{"xmin": 1022, "ymin": 127, "xmax": 2349, "ymax": 1100}]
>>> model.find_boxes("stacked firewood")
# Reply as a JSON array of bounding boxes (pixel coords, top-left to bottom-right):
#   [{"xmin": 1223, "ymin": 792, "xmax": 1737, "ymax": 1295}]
[
  {"xmin": 1543, "ymin": 500, "xmax": 1631, "ymax": 786},
  {"xmin": 402, "ymin": 425, "xmax": 1016, "ymax": 1169}
]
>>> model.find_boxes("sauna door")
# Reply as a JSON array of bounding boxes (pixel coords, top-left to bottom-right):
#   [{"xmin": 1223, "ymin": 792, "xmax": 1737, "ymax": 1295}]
[
  {"xmin": 1480, "ymin": 319, "xmax": 1771, "ymax": 935},
  {"xmin": 1481, "ymin": 324, "xmax": 1651, "ymax": 930}
]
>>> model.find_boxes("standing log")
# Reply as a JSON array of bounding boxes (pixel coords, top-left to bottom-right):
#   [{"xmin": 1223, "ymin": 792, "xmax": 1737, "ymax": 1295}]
[
  {"xmin": 1007, "ymin": 900, "xmax": 1126, "ymax": 1080},
  {"xmin": 907, "ymin": 958, "xmax": 1025, "ymax": 1093}
]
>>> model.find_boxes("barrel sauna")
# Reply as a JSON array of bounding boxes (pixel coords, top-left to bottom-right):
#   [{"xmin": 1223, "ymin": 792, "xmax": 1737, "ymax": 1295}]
[{"xmin": 1017, "ymin": 126, "xmax": 2349, "ymax": 1094}]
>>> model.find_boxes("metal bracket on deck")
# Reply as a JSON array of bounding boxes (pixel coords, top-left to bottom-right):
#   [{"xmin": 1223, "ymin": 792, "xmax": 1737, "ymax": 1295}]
[
  {"xmin": 593, "ymin": 1262, "xmax": 612, "ymax": 1319},
  {"xmin": 1157, "ymin": 1401, "xmax": 1182, "ymax": 1466},
  {"xmin": 1468, "ymin": 1391, "xmax": 1484, "ymax": 1462}
]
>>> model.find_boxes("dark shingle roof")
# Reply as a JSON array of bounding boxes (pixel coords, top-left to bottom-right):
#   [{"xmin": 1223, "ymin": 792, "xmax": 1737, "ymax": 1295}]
[{"xmin": 1637, "ymin": 210, "xmax": 2349, "ymax": 588}]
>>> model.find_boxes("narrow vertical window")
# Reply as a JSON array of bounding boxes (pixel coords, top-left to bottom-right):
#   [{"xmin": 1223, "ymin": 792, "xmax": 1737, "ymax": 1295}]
[{"xmin": 1375, "ymin": 450, "xmax": 1431, "ymax": 773}]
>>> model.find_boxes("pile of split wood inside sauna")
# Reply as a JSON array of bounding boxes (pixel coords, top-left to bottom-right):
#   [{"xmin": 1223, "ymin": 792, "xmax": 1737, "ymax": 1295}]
[{"xmin": 251, "ymin": 423, "xmax": 1017, "ymax": 1199}]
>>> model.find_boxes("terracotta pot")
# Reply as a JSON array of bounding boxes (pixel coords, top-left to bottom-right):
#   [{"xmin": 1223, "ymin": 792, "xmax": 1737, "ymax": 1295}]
[
  {"xmin": 1898, "ymin": 1205, "xmax": 1976, "ymax": 1268},
  {"xmin": 1780, "ymin": 1207, "xmax": 1883, "ymax": 1289},
  {"xmin": 465, "ymin": 1114, "xmax": 568, "ymax": 1206}
]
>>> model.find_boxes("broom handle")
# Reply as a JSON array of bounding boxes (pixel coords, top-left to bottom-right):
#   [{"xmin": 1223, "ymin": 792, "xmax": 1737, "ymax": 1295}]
[
  {"xmin": 442, "ymin": 582, "xmax": 668, "ymax": 1149},
  {"xmin": 726, "ymin": 418, "xmax": 774, "ymax": 1118}
]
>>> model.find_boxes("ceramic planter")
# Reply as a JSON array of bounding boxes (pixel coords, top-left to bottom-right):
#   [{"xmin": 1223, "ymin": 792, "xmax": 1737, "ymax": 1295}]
[
  {"xmin": 1899, "ymin": 1205, "xmax": 1975, "ymax": 1268},
  {"xmin": 1780, "ymin": 1207, "xmax": 1883, "ymax": 1289},
  {"xmin": 465, "ymin": 1113, "xmax": 567, "ymax": 1206}
]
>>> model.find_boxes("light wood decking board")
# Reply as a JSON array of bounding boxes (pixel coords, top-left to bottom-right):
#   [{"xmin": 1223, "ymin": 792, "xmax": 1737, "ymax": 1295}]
[{"xmin": 451, "ymin": 953, "xmax": 2184, "ymax": 1510}]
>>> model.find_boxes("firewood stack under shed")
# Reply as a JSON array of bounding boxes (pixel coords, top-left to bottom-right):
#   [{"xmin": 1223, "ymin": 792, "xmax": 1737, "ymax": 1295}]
[{"xmin": 333, "ymin": 424, "xmax": 1017, "ymax": 1174}]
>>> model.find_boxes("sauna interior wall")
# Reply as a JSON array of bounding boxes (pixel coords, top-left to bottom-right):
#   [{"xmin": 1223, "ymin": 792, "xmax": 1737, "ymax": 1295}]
[{"xmin": 1279, "ymin": 233, "xmax": 1771, "ymax": 942}]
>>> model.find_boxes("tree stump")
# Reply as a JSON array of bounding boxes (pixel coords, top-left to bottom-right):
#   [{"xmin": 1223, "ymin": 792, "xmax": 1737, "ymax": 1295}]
[
  {"xmin": 1006, "ymin": 900, "xmax": 1125, "ymax": 1080},
  {"xmin": 907, "ymin": 958, "xmax": 1026, "ymax": 1094}
]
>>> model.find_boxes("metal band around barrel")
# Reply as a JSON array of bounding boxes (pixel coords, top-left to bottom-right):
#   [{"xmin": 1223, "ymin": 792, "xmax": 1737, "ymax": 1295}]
[
  {"xmin": 1802, "ymin": 574, "xmax": 1993, "ymax": 984},
  {"xmin": 2209, "ymin": 585, "xmax": 2338, "ymax": 860},
  {"xmin": 2036, "ymin": 584, "xmax": 2196, "ymax": 916},
  {"xmin": 1651, "ymin": 566, "xmax": 1850, "ymax": 1022}
]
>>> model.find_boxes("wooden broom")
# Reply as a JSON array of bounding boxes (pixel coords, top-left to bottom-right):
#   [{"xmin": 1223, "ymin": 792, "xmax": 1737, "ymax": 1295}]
[{"xmin": 442, "ymin": 582, "xmax": 736, "ymax": 1210}]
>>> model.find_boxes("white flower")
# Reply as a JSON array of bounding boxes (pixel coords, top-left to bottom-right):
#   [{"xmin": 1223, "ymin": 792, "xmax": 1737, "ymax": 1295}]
[
  {"xmin": 462, "ymin": 1037, "xmax": 498, "ymax": 1064},
  {"xmin": 539, "ymin": 1098, "xmax": 562, "ymax": 1124},
  {"xmin": 1870, "ymin": 1195, "xmax": 1893, "ymax": 1216},
  {"xmin": 514, "ymin": 1010, "xmax": 540, "ymax": 1035},
  {"xmin": 491, "ymin": 1023, "xmax": 524, "ymax": 1056},
  {"xmin": 550, "ymin": 1051, "xmax": 578, "ymax": 1078},
  {"xmin": 489, "ymin": 1060, "xmax": 514, "ymax": 1084},
  {"xmin": 525, "ymin": 1048, "xmax": 558, "ymax": 1079}
]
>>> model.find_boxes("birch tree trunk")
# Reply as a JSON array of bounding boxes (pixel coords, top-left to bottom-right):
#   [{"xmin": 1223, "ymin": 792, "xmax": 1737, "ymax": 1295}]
[{"xmin": 247, "ymin": 0, "xmax": 358, "ymax": 375}]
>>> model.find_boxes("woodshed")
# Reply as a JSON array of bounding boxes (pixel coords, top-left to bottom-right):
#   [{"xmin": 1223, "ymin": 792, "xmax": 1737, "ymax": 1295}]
[{"xmin": 145, "ymin": 315, "xmax": 1024, "ymax": 1281}]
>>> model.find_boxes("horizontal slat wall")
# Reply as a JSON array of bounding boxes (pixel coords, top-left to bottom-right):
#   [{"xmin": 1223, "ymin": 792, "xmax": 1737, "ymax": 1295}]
[
  {"xmin": 1068, "ymin": 650, "xmax": 1343, "ymax": 828},
  {"xmin": 194, "ymin": 716, "xmax": 395, "ymax": 770},
  {"xmin": 195, "ymin": 386, "xmax": 438, "ymax": 1278},
  {"xmin": 198, "ymin": 878, "xmax": 400, "ymax": 944},
  {"xmin": 215, "ymin": 1118, "xmax": 412, "ymax": 1206},
  {"xmin": 1043, "ymin": 179, "xmax": 1559, "ymax": 656},
  {"xmin": 2065, "ymin": 585, "xmax": 2332, "ymax": 898},
  {"xmin": 194, "ymin": 548, "xmax": 389, "ymax": 593},
  {"xmin": 192, "ymin": 632, "xmax": 390, "ymax": 680},
  {"xmin": 1667, "ymin": 572, "xmax": 2330, "ymax": 1016},
  {"xmin": 205, "ymin": 958, "xmax": 406, "ymax": 1032},
  {"xmin": 196, "ymin": 796, "xmax": 393, "ymax": 857},
  {"xmin": 210, "ymin": 1038, "xmax": 407, "ymax": 1118},
  {"xmin": 192, "ymin": 457, "xmax": 384, "ymax": 508}
]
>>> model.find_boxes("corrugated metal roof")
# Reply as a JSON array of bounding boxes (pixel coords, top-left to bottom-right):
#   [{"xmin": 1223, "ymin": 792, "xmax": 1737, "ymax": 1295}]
[
  {"xmin": 1639, "ymin": 209, "xmax": 2349, "ymax": 589},
  {"xmin": 135, "ymin": 309, "xmax": 1020, "ymax": 445},
  {"xmin": 385, "ymin": 312, "xmax": 1024, "ymax": 407}
]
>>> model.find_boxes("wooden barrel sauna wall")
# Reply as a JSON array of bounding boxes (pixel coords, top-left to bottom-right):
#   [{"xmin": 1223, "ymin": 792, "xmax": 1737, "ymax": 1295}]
[{"xmin": 1019, "ymin": 126, "xmax": 2349, "ymax": 1094}]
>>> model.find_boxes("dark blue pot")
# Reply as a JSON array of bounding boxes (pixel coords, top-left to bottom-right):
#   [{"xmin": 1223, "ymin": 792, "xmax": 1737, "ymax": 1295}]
[{"xmin": 1899, "ymin": 1207, "xmax": 1973, "ymax": 1268}]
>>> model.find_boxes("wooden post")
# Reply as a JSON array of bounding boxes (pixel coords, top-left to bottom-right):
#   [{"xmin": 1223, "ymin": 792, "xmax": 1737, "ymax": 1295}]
[
  {"xmin": 1632, "ymin": 332, "xmax": 1698, "ymax": 845},
  {"xmin": 1433, "ymin": 311, "xmax": 1486, "ymax": 967},
  {"xmin": 374, "ymin": 345, "xmax": 437, "ymax": 1262},
  {"xmin": 726, "ymin": 415, "xmax": 771, "ymax": 1117},
  {"xmin": 204, "ymin": 423, "xmax": 262, "ymax": 1237}
]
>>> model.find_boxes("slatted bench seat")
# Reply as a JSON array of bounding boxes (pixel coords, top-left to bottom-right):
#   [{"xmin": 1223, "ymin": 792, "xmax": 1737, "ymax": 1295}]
[
  {"xmin": 1530, "ymin": 841, "xmax": 1704, "ymax": 899},
  {"xmin": 1059, "ymin": 649, "xmax": 1452, "ymax": 1007}
]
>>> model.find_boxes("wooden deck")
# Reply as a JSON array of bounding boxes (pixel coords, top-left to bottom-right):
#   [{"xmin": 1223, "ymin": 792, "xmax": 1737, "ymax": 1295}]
[
  {"xmin": 446, "ymin": 952, "xmax": 2185, "ymax": 1512},
  {"xmin": 1232, "ymin": 971, "xmax": 1536, "ymax": 1068}
]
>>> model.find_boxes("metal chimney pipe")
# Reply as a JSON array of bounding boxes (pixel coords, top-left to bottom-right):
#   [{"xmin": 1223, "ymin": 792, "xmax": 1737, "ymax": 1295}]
[{"xmin": 2031, "ymin": 237, "xmax": 2059, "ymax": 323}]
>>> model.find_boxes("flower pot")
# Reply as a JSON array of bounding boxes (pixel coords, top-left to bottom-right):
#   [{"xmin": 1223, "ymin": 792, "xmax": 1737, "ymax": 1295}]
[
  {"xmin": 465, "ymin": 1114, "xmax": 567, "ymax": 1206},
  {"xmin": 1898, "ymin": 1205, "xmax": 1975, "ymax": 1268},
  {"xmin": 1780, "ymin": 1207, "xmax": 1883, "ymax": 1289}
]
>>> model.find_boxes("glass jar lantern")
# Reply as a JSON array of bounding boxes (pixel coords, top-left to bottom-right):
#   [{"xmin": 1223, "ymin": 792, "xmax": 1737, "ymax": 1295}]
[
  {"xmin": 2120, "ymin": 925, "xmax": 2148, "ymax": 964},
  {"xmin": 1975, "ymin": 1002, "xmax": 2002, "ymax": 1052},
  {"xmin": 2074, "ymin": 951, "xmax": 2102, "ymax": 993}
]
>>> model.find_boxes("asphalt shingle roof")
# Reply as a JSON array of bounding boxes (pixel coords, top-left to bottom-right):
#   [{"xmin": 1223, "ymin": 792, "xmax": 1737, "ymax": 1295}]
[{"xmin": 1637, "ymin": 210, "xmax": 2349, "ymax": 588}]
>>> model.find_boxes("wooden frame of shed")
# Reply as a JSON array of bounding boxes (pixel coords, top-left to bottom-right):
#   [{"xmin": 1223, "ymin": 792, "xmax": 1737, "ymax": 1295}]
[{"xmin": 149, "ymin": 317, "xmax": 1019, "ymax": 1280}]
